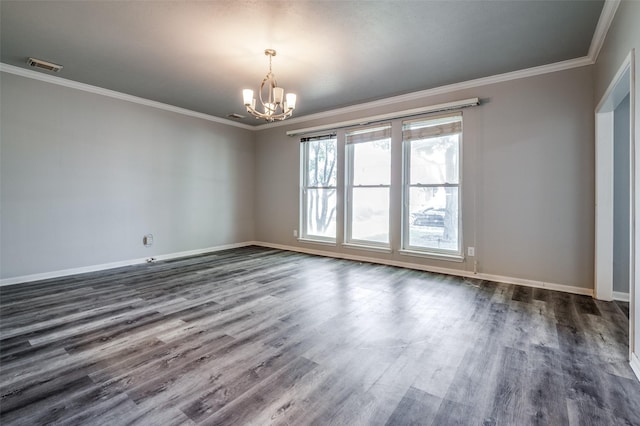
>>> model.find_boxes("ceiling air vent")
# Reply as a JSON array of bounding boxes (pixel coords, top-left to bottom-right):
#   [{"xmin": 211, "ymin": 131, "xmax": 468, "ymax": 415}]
[
  {"xmin": 27, "ymin": 57, "xmax": 63, "ymax": 72},
  {"xmin": 227, "ymin": 113, "xmax": 246, "ymax": 120}
]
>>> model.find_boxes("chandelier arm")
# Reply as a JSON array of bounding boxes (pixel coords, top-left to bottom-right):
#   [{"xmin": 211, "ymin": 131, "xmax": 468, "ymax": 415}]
[
  {"xmin": 258, "ymin": 75, "xmax": 269, "ymax": 113},
  {"xmin": 259, "ymin": 72, "xmax": 284, "ymax": 115},
  {"xmin": 245, "ymin": 104, "xmax": 293, "ymax": 122}
]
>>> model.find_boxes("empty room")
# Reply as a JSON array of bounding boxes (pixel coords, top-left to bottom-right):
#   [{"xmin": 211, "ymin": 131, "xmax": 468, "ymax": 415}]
[{"xmin": 1, "ymin": 0, "xmax": 639, "ymax": 424}]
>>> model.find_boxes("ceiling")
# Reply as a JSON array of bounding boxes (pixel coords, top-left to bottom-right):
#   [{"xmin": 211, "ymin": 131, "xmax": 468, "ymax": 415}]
[{"xmin": 1, "ymin": 1, "xmax": 605, "ymax": 126}]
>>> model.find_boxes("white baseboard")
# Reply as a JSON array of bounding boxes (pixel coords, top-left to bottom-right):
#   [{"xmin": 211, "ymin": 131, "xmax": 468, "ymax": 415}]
[
  {"xmin": 252, "ymin": 241, "xmax": 594, "ymax": 297},
  {"xmin": 0, "ymin": 242, "xmax": 254, "ymax": 286},
  {"xmin": 631, "ymin": 353, "xmax": 640, "ymax": 382},
  {"xmin": 0, "ymin": 241, "xmax": 595, "ymax": 298},
  {"xmin": 613, "ymin": 291, "xmax": 631, "ymax": 302}
]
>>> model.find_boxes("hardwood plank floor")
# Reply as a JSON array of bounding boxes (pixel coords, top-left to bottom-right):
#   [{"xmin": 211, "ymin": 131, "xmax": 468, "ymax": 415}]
[{"xmin": 1, "ymin": 246, "xmax": 638, "ymax": 425}]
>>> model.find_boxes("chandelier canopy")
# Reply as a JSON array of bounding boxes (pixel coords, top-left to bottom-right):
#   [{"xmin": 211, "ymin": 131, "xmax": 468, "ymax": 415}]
[{"xmin": 242, "ymin": 49, "xmax": 297, "ymax": 122}]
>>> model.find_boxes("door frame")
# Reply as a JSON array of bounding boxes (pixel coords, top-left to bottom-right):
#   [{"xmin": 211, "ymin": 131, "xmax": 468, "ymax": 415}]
[{"xmin": 594, "ymin": 50, "xmax": 637, "ymax": 375}]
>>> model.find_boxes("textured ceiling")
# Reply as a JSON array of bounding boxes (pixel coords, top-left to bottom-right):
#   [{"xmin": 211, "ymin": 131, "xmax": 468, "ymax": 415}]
[{"xmin": 1, "ymin": 1, "xmax": 605, "ymax": 125}]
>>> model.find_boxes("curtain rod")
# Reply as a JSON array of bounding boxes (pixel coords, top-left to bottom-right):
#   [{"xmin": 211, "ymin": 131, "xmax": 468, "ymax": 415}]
[{"xmin": 286, "ymin": 97, "xmax": 480, "ymax": 137}]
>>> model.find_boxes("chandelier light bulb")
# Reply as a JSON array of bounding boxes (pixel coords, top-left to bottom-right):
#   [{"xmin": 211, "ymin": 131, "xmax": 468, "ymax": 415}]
[
  {"xmin": 273, "ymin": 87, "xmax": 284, "ymax": 104},
  {"xmin": 286, "ymin": 93, "xmax": 297, "ymax": 110},
  {"xmin": 242, "ymin": 89, "xmax": 254, "ymax": 106}
]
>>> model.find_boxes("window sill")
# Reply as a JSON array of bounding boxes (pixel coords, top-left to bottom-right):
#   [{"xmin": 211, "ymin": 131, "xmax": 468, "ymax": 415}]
[
  {"xmin": 398, "ymin": 249, "xmax": 464, "ymax": 263},
  {"xmin": 297, "ymin": 238, "xmax": 337, "ymax": 247},
  {"xmin": 342, "ymin": 243, "xmax": 392, "ymax": 254}
]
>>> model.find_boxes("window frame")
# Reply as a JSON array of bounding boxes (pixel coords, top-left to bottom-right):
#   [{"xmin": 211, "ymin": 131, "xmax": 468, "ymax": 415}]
[
  {"xmin": 299, "ymin": 134, "xmax": 338, "ymax": 243},
  {"xmin": 401, "ymin": 113, "xmax": 463, "ymax": 258},
  {"xmin": 344, "ymin": 124, "xmax": 392, "ymax": 249}
]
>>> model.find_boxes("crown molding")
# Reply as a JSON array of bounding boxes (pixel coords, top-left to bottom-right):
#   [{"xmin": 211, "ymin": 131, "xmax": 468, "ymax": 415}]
[
  {"xmin": 257, "ymin": 0, "xmax": 621, "ymax": 131},
  {"xmin": 256, "ymin": 55, "xmax": 595, "ymax": 131},
  {"xmin": 0, "ymin": 54, "xmax": 597, "ymax": 134},
  {"xmin": 3, "ymin": 0, "xmax": 616, "ymax": 137},
  {"xmin": 0, "ymin": 63, "xmax": 254, "ymax": 131},
  {"xmin": 588, "ymin": 0, "xmax": 622, "ymax": 62}
]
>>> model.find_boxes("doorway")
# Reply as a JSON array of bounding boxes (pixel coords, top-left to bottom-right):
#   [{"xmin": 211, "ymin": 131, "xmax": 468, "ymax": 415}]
[
  {"xmin": 613, "ymin": 93, "xmax": 631, "ymax": 302},
  {"xmin": 594, "ymin": 50, "xmax": 637, "ymax": 377}
]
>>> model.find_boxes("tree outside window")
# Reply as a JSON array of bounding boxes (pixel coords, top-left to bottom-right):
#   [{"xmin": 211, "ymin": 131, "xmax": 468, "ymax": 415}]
[{"xmin": 301, "ymin": 136, "xmax": 337, "ymax": 240}]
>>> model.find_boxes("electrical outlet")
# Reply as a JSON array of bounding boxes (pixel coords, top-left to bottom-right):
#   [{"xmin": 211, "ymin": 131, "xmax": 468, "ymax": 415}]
[
  {"xmin": 293, "ymin": 230, "xmax": 298, "ymax": 237},
  {"xmin": 143, "ymin": 234, "xmax": 153, "ymax": 247},
  {"xmin": 467, "ymin": 246, "xmax": 475, "ymax": 257}
]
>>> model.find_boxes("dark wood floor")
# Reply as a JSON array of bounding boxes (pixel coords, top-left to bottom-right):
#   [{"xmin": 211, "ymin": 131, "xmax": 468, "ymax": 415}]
[{"xmin": 1, "ymin": 246, "xmax": 639, "ymax": 425}]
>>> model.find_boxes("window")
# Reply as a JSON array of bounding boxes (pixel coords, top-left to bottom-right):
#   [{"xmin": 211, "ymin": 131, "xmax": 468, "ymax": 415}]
[
  {"xmin": 345, "ymin": 124, "xmax": 391, "ymax": 246},
  {"xmin": 402, "ymin": 114, "xmax": 462, "ymax": 255},
  {"xmin": 300, "ymin": 134, "xmax": 337, "ymax": 241},
  {"xmin": 298, "ymin": 109, "xmax": 466, "ymax": 259}
]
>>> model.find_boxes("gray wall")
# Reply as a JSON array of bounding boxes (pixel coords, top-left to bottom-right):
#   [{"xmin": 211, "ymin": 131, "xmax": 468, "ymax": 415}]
[
  {"xmin": 613, "ymin": 94, "xmax": 630, "ymax": 294},
  {"xmin": 1, "ymin": 72, "xmax": 255, "ymax": 279},
  {"xmin": 254, "ymin": 66, "xmax": 595, "ymax": 290}
]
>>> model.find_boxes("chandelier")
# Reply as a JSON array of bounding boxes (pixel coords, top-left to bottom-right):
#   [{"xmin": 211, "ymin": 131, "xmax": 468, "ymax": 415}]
[{"xmin": 242, "ymin": 49, "xmax": 297, "ymax": 122}]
